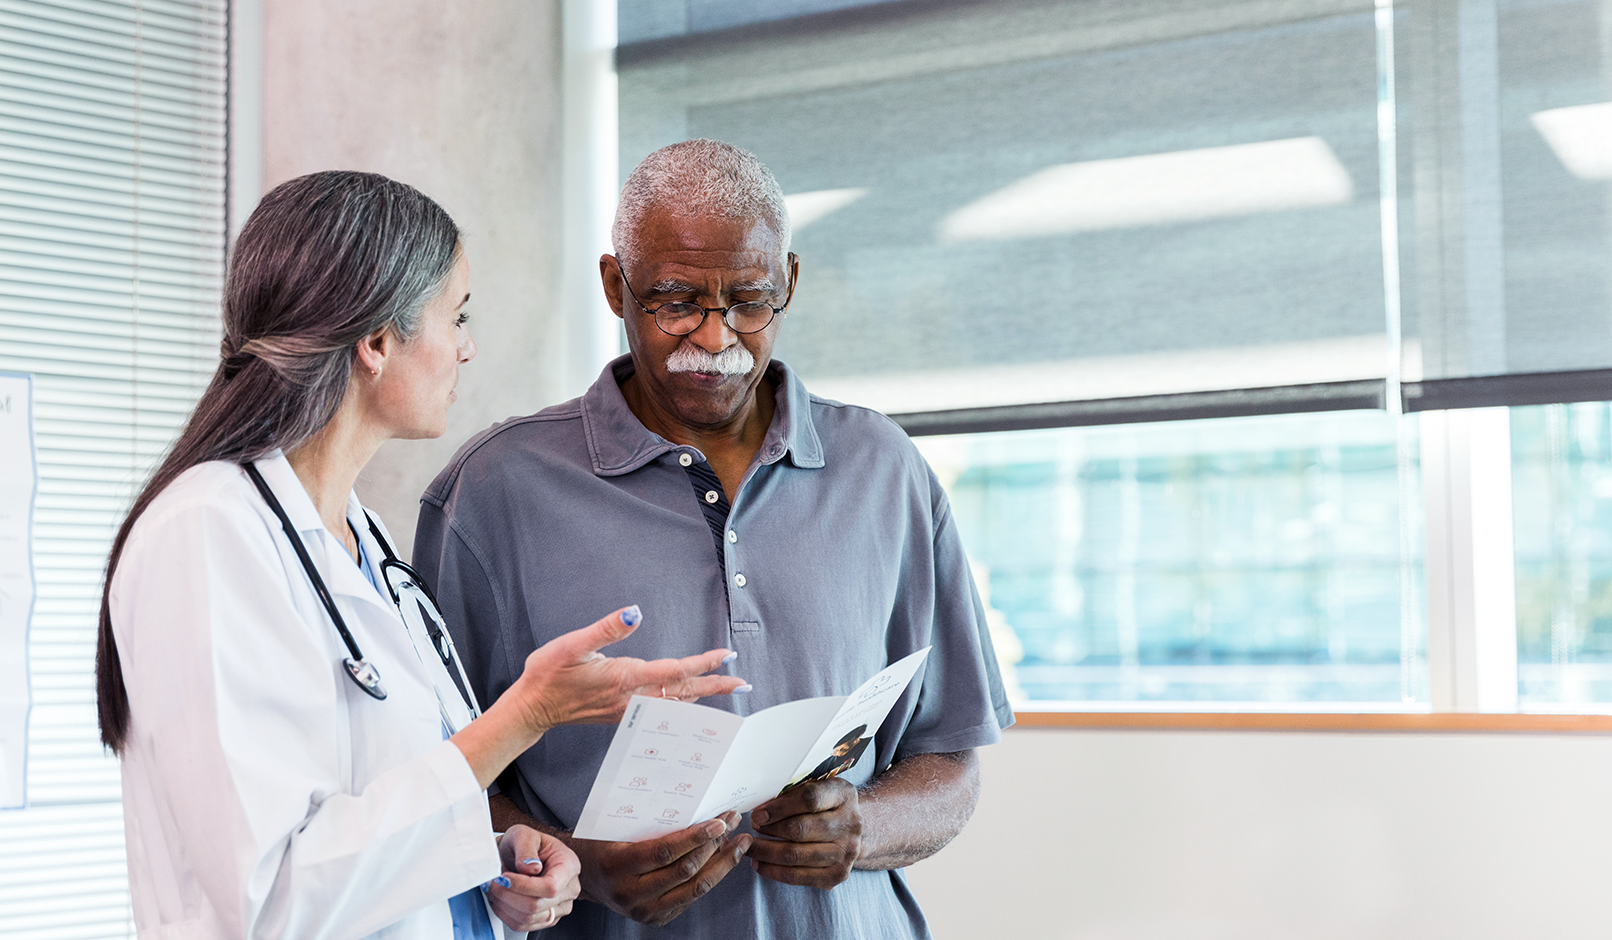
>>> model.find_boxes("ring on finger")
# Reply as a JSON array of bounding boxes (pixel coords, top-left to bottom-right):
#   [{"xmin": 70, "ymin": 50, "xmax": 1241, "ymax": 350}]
[{"xmin": 543, "ymin": 907, "xmax": 560, "ymax": 927}]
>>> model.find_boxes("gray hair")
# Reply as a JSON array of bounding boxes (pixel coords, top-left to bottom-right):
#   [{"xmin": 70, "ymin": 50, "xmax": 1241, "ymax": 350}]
[
  {"xmin": 98, "ymin": 170, "xmax": 461, "ymax": 753},
  {"xmin": 612, "ymin": 139, "xmax": 791, "ymax": 268}
]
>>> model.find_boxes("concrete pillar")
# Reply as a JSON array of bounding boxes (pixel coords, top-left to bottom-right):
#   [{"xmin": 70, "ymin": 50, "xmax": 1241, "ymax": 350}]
[{"xmin": 259, "ymin": 0, "xmax": 567, "ymax": 554}]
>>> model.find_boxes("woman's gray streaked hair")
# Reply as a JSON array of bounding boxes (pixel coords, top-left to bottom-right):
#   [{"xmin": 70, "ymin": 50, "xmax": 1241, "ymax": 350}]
[
  {"xmin": 96, "ymin": 170, "xmax": 462, "ymax": 753},
  {"xmin": 612, "ymin": 139, "xmax": 791, "ymax": 267}
]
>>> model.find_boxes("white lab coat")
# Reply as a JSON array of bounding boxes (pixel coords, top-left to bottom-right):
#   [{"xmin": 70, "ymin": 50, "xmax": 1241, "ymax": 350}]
[{"xmin": 110, "ymin": 454, "xmax": 508, "ymax": 940}]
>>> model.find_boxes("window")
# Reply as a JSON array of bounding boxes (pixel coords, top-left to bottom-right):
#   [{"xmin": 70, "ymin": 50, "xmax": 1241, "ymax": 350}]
[
  {"xmin": 1512, "ymin": 402, "xmax": 1612, "ymax": 707},
  {"xmin": 914, "ymin": 410, "xmax": 1421, "ymax": 707},
  {"xmin": 614, "ymin": 0, "xmax": 1612, "ymax": 713},
  {"xmin": 0, "ymin": 1, "xmax": 227, "ymax": 936}
]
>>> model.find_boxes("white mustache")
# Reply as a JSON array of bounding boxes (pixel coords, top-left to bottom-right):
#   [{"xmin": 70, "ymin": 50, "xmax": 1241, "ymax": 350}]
[{"xmin": 666, "ymin": 343, "xmax": 755, "ymax": 375}]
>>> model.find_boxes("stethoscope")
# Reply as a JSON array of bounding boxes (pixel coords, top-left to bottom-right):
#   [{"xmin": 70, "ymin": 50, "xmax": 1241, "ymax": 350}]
[{"xmin": 243, "ymin": 463, "xmax": 483, "ymax": 732}]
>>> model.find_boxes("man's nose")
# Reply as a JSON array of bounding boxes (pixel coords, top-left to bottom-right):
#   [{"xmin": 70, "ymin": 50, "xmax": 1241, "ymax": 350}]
[{"xmin": 687, "ymin": 307, "xmax": 737, "ymax": 352}]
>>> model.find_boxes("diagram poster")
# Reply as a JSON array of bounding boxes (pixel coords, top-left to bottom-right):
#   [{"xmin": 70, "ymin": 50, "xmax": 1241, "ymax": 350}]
[{"xmin": 0, "ymin": 373, "xmax": 34, "ymax": 810}]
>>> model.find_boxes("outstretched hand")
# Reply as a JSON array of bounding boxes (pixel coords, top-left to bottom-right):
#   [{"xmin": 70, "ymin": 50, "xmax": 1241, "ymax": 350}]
[
  {"xmin": 514, "ymin": 605, "xmax": 748, "ymax": 734},
  {"xmin": 453, "ymin": 605, "xmax": 746, "ymax": 791}
]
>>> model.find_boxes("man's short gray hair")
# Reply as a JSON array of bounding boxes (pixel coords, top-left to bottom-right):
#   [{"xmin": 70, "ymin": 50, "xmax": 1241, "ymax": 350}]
[{"xmin": 612, "ymin": 139, "xmax": 791, "ymax": 268}]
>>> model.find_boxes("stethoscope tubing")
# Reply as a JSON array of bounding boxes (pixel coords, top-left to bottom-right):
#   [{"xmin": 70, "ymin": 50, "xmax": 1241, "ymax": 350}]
[{"xmin": 242, "ymin": 462, "xmax": 387, "ymax": 700}]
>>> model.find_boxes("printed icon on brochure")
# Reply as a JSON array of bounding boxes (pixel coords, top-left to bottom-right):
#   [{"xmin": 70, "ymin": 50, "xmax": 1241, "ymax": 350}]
[
  {"xmin": 644, "ymin": 747, "xmax": 659, "ymax": 757},
  {"xmin": 857, "ymin": 673, "xmax": 897, "ymax": 703},
  {"xmin": 616, "ymin": 805, "xmax": 634, "ymax": 814},
  {"xmin": 691, "ymin": 752, "xmax": 703, "ymax": 763},
  {"xmin": 702, "ymin": 728, "xmax": 718, "ymax": 736},
  {"xmin": 662, "ymin": 808, "xmax": 680, "ymax": 819},
  {"xmin": 657, "ymin": 721, "xmax": 670, "ymax": 731},
  {"xmin": 674, "ymin": 781, "xmax": 692, "ymax": 793},
  {"xmin": 629, "ymin": 777, "xmax": 648, "ymax": 787}
]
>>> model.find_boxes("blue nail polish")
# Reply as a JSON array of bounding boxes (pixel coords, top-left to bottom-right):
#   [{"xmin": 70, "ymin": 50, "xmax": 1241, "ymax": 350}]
[
  {"xmin": 494, "ymin": 876, "xmax": 511, "ymax": 889},
  {"xmin": 733, "ymin": 684, "xmax": 753, "ymax": 694},
  {"xmin": 480, "ymin": 881, "xmax": 490, "ymax": 893},
  {"xmin": 722, "ymin": 651, "xmax": 737, "ymax": 665},
  {"xmin": 621, "ymin": 605, "xmax": 642, "ymax": 627}
]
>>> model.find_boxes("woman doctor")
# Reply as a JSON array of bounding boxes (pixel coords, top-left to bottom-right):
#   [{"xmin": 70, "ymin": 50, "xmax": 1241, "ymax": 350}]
[{"xmin": 93, "ymin": 171, "xmax": 746, "ymax": 939}]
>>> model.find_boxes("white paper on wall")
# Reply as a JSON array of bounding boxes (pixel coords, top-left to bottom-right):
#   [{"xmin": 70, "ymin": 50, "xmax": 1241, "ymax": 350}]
[{"xmin": 0, "ymin": 373, "xmax": 34, "ymax": 810}]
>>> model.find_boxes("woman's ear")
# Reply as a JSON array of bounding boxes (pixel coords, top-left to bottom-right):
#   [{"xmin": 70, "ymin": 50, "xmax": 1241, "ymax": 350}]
[{"xmin": 354, "ymin": 327, "xmax": 393, "ymax": 378}]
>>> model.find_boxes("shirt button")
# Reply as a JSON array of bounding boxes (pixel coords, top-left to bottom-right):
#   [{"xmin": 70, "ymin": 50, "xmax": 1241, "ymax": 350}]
[
  {"xmin": 727, "ymin": 530, "xmax": 737, "ymax": 543},
  {"xmin": 678, "ymin": 453, "xmax": 693, "ymax": 467},
  {"xmin": 704, "ymin": 490, "xmax": 720, "ymax": 504},
  {"xmin": 734, "ymin": 573, "xmax": 747, "ymax": 588}
]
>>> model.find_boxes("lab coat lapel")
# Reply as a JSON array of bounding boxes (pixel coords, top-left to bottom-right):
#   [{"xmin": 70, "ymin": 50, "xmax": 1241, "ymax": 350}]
[{"xmin": 248, "ymin": 454, "xmax": 395, "ymax": 618}]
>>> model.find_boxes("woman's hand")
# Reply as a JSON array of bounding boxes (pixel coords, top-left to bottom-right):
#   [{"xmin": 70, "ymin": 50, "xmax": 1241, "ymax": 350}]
[
  {"xmin": 484, "ymin": 825, "xmax": 580, "ymax": 932},
  {"xmin": 451, "ymin": 605, "xmax": 747, "ymax": 790},
  {"xmin": 507, "ymin": 605, "xmax": 749, "ymax": 736}
]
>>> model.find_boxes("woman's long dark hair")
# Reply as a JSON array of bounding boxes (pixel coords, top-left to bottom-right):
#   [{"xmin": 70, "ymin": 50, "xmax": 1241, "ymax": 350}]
[{"xmin": 96, "ymin": 171, "xmax": 461, "ymax": 752}]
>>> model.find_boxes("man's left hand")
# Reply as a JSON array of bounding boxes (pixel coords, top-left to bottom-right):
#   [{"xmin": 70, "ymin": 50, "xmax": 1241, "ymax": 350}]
[{"xmin": 745, "ymin": 779, "xmax": 862, "ymax": 888}]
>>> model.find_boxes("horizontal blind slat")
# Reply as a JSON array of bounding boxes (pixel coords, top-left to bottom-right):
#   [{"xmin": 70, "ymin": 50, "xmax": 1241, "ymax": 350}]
[{"xmin": 0, "ymin": 2, "xmax": 221, "ymax": 937}]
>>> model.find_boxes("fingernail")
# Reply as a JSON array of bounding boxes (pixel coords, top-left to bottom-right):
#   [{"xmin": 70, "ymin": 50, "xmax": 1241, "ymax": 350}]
[
  {"xmin": 733, "ymin": 684, "xmax": 753, "ymax": 694},
  {"xmin": 722, "ymin": 651, "xmax": 737, "ymax": 665},
  {"xmin": 751, "ymin": 809, "xmax": 769, "ymax": 826},
  {"xmin": 480, "ymin": 881, "xmax": 491, "ymax": 893},
  {"xmin": 705, "ymin": 819, "xmax": 726, "ymax": 836},
  {"xmin": 621, "ymin": 605, "xmax": 641, "ymax": 627},
  {"xmin": 493, "ymin": 875, "xmax": 511, "ymax": 888},
  {"xmin": 522, "ymin": 858, "xmax": 541, "ymax": 866}
]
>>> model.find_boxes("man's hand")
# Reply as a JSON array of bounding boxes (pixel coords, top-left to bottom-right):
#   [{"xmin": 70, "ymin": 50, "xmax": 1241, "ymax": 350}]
[
  {"xmin": 746, "ymin": 779, "xmax": 862, "ymax": 889},
  {"xmin": 570, "ymin": 811, "xmax": 752, "ymax": 926},
  {"xmin": 484, "ymin": 825, "xmax": 581, "ymax": 932}
]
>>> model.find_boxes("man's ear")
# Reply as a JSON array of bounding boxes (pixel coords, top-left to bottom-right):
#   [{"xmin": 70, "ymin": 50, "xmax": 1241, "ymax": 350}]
[
  {"xmin": 600, "ymin": 254, "xmax": 627, "ymax": 320},
  {"xmin": 784, "ymin": 252, "xmax": 800, "ymax": 306}
]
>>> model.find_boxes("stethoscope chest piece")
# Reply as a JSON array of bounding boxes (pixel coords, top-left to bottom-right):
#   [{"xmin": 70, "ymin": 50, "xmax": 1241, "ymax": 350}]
[{"xmin": 344, "ymin": 657, "xmax": 388, "ymax": 700}]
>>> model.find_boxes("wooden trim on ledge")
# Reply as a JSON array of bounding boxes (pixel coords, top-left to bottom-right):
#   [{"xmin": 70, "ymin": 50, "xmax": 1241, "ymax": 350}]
[{"xmin": 1009, "ymin": 711, "xmax": 1612, "ymax": 734}]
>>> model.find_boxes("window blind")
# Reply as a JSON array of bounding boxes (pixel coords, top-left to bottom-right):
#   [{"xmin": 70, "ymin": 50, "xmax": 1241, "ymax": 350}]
[
  {"xmin": 0, "ymin": 0, "xmax": 226, "ymax": 936},
  {"xmin": 619, "ymin": 0, "xmax": 1612, "ymax": 426},
  {"xmin": 618, "ymin": 0, "xmax": 1395, "ymax": 429}
]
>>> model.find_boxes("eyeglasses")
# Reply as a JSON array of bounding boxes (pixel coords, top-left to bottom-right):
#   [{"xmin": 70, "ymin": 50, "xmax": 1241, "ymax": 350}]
[{"xmin": 616, "ymin": 259, "xmax": 794, "ymax": 336}]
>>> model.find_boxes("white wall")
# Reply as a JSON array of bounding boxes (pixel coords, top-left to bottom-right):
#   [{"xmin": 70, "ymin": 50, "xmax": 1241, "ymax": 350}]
[
  {"xmin": 260, "ymin": 0, "xmax": 572, "ymax": 555},
  {"xmin": 907, "ymin": 727, "xmax": 1612, "ymax": 939}
]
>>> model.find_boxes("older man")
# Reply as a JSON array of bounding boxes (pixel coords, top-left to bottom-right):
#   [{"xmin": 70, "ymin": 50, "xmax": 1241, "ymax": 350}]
[{"xmin": 414, "ymin": 139, "xmax": 1012, "ymax": 939}]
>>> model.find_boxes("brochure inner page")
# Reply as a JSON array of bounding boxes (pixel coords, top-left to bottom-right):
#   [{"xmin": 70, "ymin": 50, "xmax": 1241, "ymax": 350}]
[
  {"xmin": 573, "ymin": 647, "xmax": 935, "ymax": 842},
  {"xmin": 692, "ymin": 695, "xmax": 849, "ymax": 820},
  {"xmin": 572, "ymin": 697, "xmax": 745, "ymax": 842},
  {"xmin": 784, "ymin": 647, "xmax": 932, "ymax": 787}
]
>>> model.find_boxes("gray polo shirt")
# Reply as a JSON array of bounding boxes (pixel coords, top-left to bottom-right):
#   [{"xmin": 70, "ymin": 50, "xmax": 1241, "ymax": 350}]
[{"xmin": 414, "ymin": 355, "xmax": 1012, "ymax": 940}]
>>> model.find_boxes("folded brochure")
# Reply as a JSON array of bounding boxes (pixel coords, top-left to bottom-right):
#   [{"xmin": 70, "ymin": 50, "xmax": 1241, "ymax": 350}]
[{"xmin": 572, "ymin": 647, "xmax": 931, "ymax": 842}]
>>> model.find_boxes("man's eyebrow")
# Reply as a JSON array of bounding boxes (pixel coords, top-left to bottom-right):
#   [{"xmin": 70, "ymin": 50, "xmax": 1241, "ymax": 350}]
[{"xmin": 645, "ymin": 277, "xmax": 776, "ymax": 294}]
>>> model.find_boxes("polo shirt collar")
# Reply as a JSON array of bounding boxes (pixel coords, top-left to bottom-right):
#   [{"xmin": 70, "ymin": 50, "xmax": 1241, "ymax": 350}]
[{"xmin": 581, "ymin": 354, "xmax": 825, "ymax": 477}]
